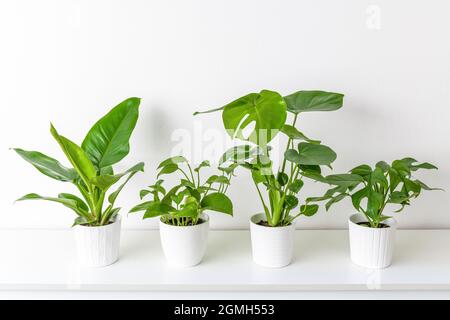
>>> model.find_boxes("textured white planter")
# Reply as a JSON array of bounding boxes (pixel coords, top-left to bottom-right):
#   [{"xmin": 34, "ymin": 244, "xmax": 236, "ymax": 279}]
[
  {"xmin": 250, "ymin": 214, "xmax": 295, "ymax": 268},
  {"xmin": 348, "ymin": 213, "xmax": 397, "ymax": 269},
  {"xmin": 73, "ymin": 216, "xmax": 121, "ymax": 267},
  {"xmin": 159, "ymin": 214, "xmax": 209, "ymax": 268}
]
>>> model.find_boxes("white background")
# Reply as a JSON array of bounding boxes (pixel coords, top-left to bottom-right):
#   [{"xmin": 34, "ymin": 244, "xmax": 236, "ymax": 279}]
[{"xmin": 1, "ymin": 0, "xmax": 449, "ymax": 230}]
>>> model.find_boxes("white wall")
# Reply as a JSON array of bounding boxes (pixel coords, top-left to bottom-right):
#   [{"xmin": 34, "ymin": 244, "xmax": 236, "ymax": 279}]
[{"xmin": 1, "ymin": 0, "xmax": 449, "ymax": 230}]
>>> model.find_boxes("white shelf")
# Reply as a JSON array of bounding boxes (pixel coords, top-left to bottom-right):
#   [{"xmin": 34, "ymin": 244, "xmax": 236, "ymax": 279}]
[{"xmin": 1, "ymin": 229, "xmax": 450, "ymax": 292}]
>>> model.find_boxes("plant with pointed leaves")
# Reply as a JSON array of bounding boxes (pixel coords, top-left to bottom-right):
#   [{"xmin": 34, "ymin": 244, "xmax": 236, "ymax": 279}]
[
  {"xmin": 308, "ymin": 158, "xmax": 441, "ymax": 228},
  {"xmin": 195, "ymin": 90, "xmax": 344, "ymax": 227},
  {"xmin": 14, "ymin": 98, "xmax": 144, "ymax": 227},
  {"xmin": 130, "ymin": 156, "xmax": 235, "ymax": 226}
]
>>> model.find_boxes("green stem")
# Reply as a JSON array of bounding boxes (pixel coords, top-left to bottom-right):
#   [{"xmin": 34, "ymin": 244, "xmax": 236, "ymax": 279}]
[
  {"xmin": 254, "ymin": 181, "xmax": 271, "ymax": 224},
  {"xmin": 280, "ymin": 114, "xmax": 298, "ymax": 174}
]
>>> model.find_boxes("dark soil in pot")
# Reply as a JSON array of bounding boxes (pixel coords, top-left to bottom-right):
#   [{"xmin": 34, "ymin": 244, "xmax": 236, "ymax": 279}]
[
  {"xmin": 257, "ymin": 220, "xmax": 292, "ymax": 227},
  {"xmin": 357, "ymin": 222, "xmax": 390, "ymax": 228}
]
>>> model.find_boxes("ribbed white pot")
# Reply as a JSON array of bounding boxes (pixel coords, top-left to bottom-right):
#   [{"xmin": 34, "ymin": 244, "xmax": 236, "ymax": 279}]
[
  {"xmin": 249, "ymin": 214, "xmax": 295, "ymax": 268},
  {"xmin": 73, "ymin": 216, "xmax": 121, "ymax": 268},
  {"xmin": 159, "ymin": 214, "xmax": 209, "ymax": 268},
  {"xmin": 348, "ymin": 213, "xmax": 397, "ymax": 269}
]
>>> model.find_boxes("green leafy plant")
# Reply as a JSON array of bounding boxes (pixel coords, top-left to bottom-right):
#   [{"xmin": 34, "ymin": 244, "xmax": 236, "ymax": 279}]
[
  {"xmin": 130, "ymin": 156, "xmax": 235, "ymax": 226},
  {"xmin": 308, "ymin": 158, "xmax": 441, "ymax": 228},
  {"xmin": 195, "ymin": 90, "xmax": 344, "ymax": 227},
  {"xmin": 14, "ymin": 98, "xmax": 144, "ymax": 227}
]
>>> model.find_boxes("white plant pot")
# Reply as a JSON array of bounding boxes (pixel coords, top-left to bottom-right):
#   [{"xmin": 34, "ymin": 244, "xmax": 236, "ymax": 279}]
[
  {"xmin": 159, "ymin": 214, "xmax": 209, "ymax": 268},
  {"xmin": 73, "ymin": 216, "xmax": 121, "ymax": 267},
  {"xmin": 249, "ymin": 214, "xmax": 295, "ymax": 268},
  {"xmin": 348, "ymin": 213, "xmax": 397, "ymax": 269}
]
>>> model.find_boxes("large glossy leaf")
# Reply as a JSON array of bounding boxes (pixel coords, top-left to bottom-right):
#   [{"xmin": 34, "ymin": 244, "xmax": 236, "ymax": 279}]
[
  {"xmin": 82, "ymin": 97, "xmax": 140, "ymax": 168},
  {"xmin": 201, "ymin": 192, "xmax": 233, "ymax": 215},
  {"xmin": 221, "ymin": 90, "xmax": 287, "ymax": 145},
  {"xmin": 284, "ymin": 91, "xmax": 344, "ymax": 114},
  {"xmin": 14, "ymin": 148, "xmax": 77, "ymax": 182},
  {"xmin": 286, "ymin": 143, "xmax": 336, "ymax": 166},
  {"xmin": 50, "ymin": 124, "xmax": 97, "ymax": 184}
]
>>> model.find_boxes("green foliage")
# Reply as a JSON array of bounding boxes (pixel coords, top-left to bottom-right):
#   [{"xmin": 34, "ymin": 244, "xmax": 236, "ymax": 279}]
[
  {"xmin": 14, "ymin": 98, "xmax": 143, "ymax": 227},
  {"xmin": 195, "ymin": 89, "xmax": 344, "ymax": 226},
  {"xmin": 130, "ymin": 156, "xmax": 235, "ymax": 226},
  {"xmin": 309, "ymin": 158, "xmax": 441, "ymax": 228}
]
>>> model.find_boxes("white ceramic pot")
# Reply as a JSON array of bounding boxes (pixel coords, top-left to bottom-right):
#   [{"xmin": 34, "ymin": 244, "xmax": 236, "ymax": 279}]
[
  {"xmin": 348, "ymin": 213, "xmax": 397, "ymax": 269},
  {"xmin": 159, "ymin": 214, "xmax": 209, "ymax": 267},
  {"xmin": 73, "ymin": 216, "xmax": 121, "ymax": 267},
  {"xmin": 249, "ymin": 214, "xmax": 295, "ymax": 268}
]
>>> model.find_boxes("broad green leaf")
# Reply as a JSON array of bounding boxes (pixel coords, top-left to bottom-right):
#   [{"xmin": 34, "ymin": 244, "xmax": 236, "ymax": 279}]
[
  {"xmin": 375, "ymin": 161, "xmax": 390, "ymax": 172},
  {"xmin": 280, "ymin": 125, "xmax": 320, "ymax": 143},
  {"xmin": 350, "ymin": 164, "xmax": 372, "ymax": 177},
  {"xmin": 180, "ymin": 179, "xmax": 196, "ymax": 189},
  {"xmin": 388, "ymin": 168, "xmax": 401, "ymax": 192},
  {"xmin": 13, "ymin": 149, "xmax": 77, "ymax": 182},
  {"xmin": 157, "ymin": 156, "xmax": 188, "ymax": 170},
  {"xmin": 371, "ymin": 167, "xmax": 388, "ymax": 189},
  {"xmin": 404, "ymin": 179, "xmax": 421, "ymax": 195},
  {"xmin": 143, "ymin": 203, "xmax": 176, "ymax": 219},
  {"xmin": 300, "ymin": 204, "xmax": 319, "ymax": 217},
  {"xmin": 161, "ymin": 185, "xmax": 183, "ymax": 205},
  {"xmin": 325, "ymin": 174, "xmax": 364, "ymax": 187},
  {"xmin": 351, "ymin": 187, "xmax": 367, "ymax": 211},
  {"xmin": 219, "ymin": 163, "xmax": 239, "ymax": 175},
  {"xmin": 415, "ymin": 180, "xmax": 443, "ymax": 191},
  {"xmin": 219, "ymin": 145, "xmax": 252, "ymax": 165},
  {"xmin": 72, "ymin": 216, "xmax": 96, "ymax": 227},
  {"xmin": 50, "ymin": 124, "xmax": 97, "ymax": 184},
  {"xmin": 366, "ymin": 190, "xmax": 384, "ymax": 219},
  {"xmin": 288, "ymin": 179, "xmax": 304, "ymax": 193},
  {"xmin": 206, "ymin": 175, "xmax": 230, "ymax": 185},
  {"xmin": 301, "ymin": 171, "xmax": 327, "ymax": 183},
  {"xmin": 392, "ymin": 159, "xmax": 411, "ymax": 177},
  {"xmin": 277, "ymin": 172, "xmax": 289, "ymax": 186},
  {"xmin": 157, "ymin": 163, "xmax": 178, "ymax": 178},
  {"xmin": 284, "ymin": 195, "xmax": 299, "ymax": 210},
  {"xmin": 201, "ymin": 192, "xmax": 233, "ymax": 215},
  {"xmin": 411, "ymin": 162, "xmax": 438, "ymax": 171},
  {"xmin": 285, "ymin": 149, "xmax": 301, "ymax": 163},
  {"xmin": 82, "ymin": 97, "xmax": 140, "ymax": 168},
  {"xmin": 388, "ymin": 191, "xmax": 410, "ymax": 204},
  {"xmin": 299, "ymin": 164, "xmax": 321, "ymax": 174},
  {"xmin": 284, "ymin": 91, "xmax": 344, "ymax": 114},
  {"xmin": 221, "ymin": 90, "xmax": 287, "ymax": 145},
  {"xmin": 297, "ymin": 142, "xmax": 337, "ymax": 166}
]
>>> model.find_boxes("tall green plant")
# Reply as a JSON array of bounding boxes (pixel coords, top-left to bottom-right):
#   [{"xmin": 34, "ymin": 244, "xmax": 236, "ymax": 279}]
[
  {"xmin": 307, "ymin": 158, "xmax": 441, "ymax": 228},
  {"xmin": 195, "ymin": 90, "xmax": 344, "ymax": 227},
  {"xmin": 130, "ymin": 156, "xmax": 235, "ymax": 226},
  {"xmin": 14, "ymin": 98, "xmax": 144, "ymax": 226}
]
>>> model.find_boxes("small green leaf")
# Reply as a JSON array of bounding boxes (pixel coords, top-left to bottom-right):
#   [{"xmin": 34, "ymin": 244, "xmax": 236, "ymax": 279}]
[
  {"xmin": 277, "ymin": 172, "xmax": 289, "ymax": 186},
  {"xmin": 143, "ymin": 203, "xmax": 176, "ymax": 219},
  {"xmin": 157, "ymin": 163, "xmax": 178, "ymax": 178},
  {"xmin": 157, "ymin": 156, "xmax": 187, "ymax": 170},
  {"xmin": 284, "ymin": 195, "xmax": 299, "ymax": 210},
  {"xmin": 280, "ymin": 125, "xmax": 320, "ymax": 143},
  {"xmin": 194, "ymin": 160, "xmax": 210, "ymax": 172},
  {"xmin": 325, "ymin": 193, "xmax": 347, "ymax": 211},
  {"xmin": 288, "ymin": 179, "xmax": 304, "ymax": 193},
  {"xmin": 129, "ymin": 201, "xmax": 155, "ymax": 213},
  {"xmin": 220, "ymin": 145, "xmax": 252, "ymax": 165},
  {"xmin": 299, "ymin": 165, "xmax": 321, "ymax": 174},
  {"xmin": 350, "ymin": 164, "xmax": 372, "ymax": 177},
  {"xmin": 325, "ymin": 174, "xmax": 364, "ymax": 187},
  {"xmin": 375, "ymin": 161, "xmax": 390, "ymax": 172},
  {"xmin": 300, "ymin": 204, "xmax": 319, "ymax": 217}
]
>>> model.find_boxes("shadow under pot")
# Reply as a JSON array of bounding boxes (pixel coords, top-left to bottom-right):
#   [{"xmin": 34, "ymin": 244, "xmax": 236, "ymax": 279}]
[
  {"xmin": 348, "ymin": 213, "xmax": 397, "ymax": 269},
  {"xmin": 73, "ymin": 216, "xmax": 122, "ymax": 268},
  {"xmin": 249, "ymin": 214, "xmax": 295, "ymax": 268},
  {"xmin": 159, "ymin": 214, "xmax": 209, "ymax": 268}
]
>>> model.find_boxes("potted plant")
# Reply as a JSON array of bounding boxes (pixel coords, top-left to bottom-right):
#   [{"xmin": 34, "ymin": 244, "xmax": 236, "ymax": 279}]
[
  {"xmin": 195, "ymin": 89, "xmax": 344, "ymax": 267},
  {"xmin": 309, "ymin": 158, "xmax": 440, "ymax": 268},
  {"xmin": 14, "ymin": 97, "xmax": 143, "ymax": 267},
  {"xmin": 130, "ymin": 156, "xmax": 235, "ymax": 267}
]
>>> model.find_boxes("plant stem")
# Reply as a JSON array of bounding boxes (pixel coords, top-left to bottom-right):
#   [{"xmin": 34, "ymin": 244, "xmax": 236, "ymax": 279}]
[{"xmin": 280, "ymin": 114, "xmax": 298, "ymax": 174}]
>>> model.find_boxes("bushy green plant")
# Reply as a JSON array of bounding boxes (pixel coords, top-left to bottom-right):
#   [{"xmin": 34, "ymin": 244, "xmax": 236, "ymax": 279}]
[
  {"xmin": 195, "ymin": 90, "xmax": 344, "ymax": 227},
  {"xmin": 130, "ymin": 156, "xmax": 235, "ymax": 226},
  {"xmin": 308, "ymin": 158, "xmax": 441, "ymax": 228},
  {"xmin": 14, "ymin": 98, "xmax": 144, "ymax": 226}
]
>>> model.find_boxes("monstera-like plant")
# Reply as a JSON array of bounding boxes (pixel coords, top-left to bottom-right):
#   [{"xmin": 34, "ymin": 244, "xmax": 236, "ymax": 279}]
[
  {"xmin": 195, "ymin": 89, "xmax": 344, "ymax": 268},
  {"xmin": 14, "ymin": 97, "xmax": 144, "ymax": 227}
]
